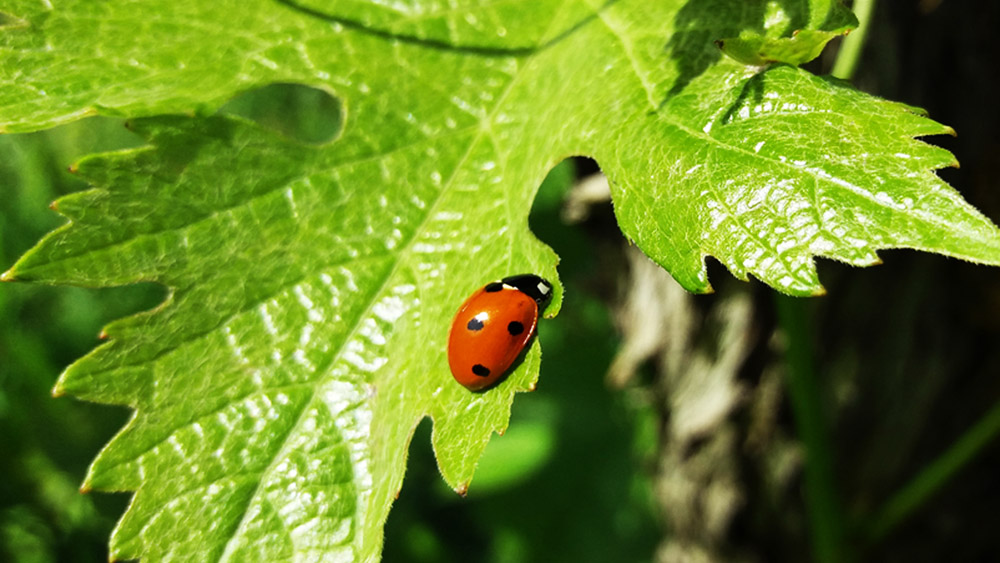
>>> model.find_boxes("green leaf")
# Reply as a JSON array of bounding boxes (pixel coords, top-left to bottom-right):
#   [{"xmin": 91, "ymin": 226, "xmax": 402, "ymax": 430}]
[
  {"xmin": 3, "ymin": 0, "xmax": 1000, "ymax": 561},
  {"xmin": 716, "ymin": 0, "xmax": 858, "ymax": 65},
  {"xmin": 274, "ymin": 0, "xmax": 578, "ymax": 49}
]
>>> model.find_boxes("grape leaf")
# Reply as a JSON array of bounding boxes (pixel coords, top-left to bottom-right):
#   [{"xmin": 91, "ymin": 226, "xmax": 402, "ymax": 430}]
[{"xmin": 4, "ymin": 0, "xmax": 1000, "ymax": 561}]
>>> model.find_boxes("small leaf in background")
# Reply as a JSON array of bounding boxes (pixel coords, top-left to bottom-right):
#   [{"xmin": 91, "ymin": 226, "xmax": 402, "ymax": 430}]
[{"xmin": 716, "ymin": 0, "xmax": 858, "ymax": 65}]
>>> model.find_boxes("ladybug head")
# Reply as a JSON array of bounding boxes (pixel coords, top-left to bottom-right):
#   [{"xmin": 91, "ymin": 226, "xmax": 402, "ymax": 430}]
[{"xmin": 501, "ymin": 274, "xmax": 554, "ymax": 308}]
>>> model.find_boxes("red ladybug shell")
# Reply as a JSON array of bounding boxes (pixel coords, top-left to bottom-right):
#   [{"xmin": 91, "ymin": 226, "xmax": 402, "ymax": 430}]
[{"xmin": 448, "ymin": 275, "xmax": 553, "ymax": 391}]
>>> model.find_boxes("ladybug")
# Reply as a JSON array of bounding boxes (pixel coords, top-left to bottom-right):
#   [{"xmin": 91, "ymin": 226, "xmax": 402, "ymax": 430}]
[{"xmin": 448, "ymin": 274, "xmax": 554, "ymax": 391}]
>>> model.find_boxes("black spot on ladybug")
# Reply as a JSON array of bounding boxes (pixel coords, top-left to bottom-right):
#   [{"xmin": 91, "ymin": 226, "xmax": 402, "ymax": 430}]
[
  {"xmin": 484, "ymin": 282, "xmax": 503, "ymax": 293},
  {"xmin": 472, "ymin": 364, "xmax": 491, "ymax": 377},
  {"xmin": 507, "ymin": 321, "xmax": 524, "ymax": 336},
  {"xmin": 467, "ymin": 317, "xmax": 485, "ymax": 331}
]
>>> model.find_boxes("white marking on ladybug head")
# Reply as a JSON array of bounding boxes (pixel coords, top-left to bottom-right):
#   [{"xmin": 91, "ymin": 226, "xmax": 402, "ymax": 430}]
[{"xmin": 537, "ymin": 282, "xmax": 550, "ymax": 294}]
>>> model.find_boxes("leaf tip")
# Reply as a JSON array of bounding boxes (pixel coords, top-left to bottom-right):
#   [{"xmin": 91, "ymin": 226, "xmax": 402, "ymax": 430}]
[
  {"xmin": 67, "ymin": 163, "xmax": 78, "ymax": 174},
  {"xmin": 454, "ymin": 482, "xmax": 469, "ymax": 497},
  {"xmin": 0, "ymin": 268, "xmax": 14, "ymax": 282},
  {"xmin": 98, "ymin": 329, "xmax": 109, "ymax": 340},
  {"xmin": 693, "ymin": 278, "xmax": 715, "ymax": 295}
]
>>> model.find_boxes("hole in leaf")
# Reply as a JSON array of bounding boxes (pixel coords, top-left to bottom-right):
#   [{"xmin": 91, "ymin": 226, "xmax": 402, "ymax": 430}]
[
  {"xmin": 220, "ymin": 83, "xmax": 341, "ymax": 145},
  {"xmin": 530, "ymin": 157, "xmax": 597, "ymax": 218},
  {"xmin": 530, "ymin": 157, "xmax": 618, "ymax": 282}
]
